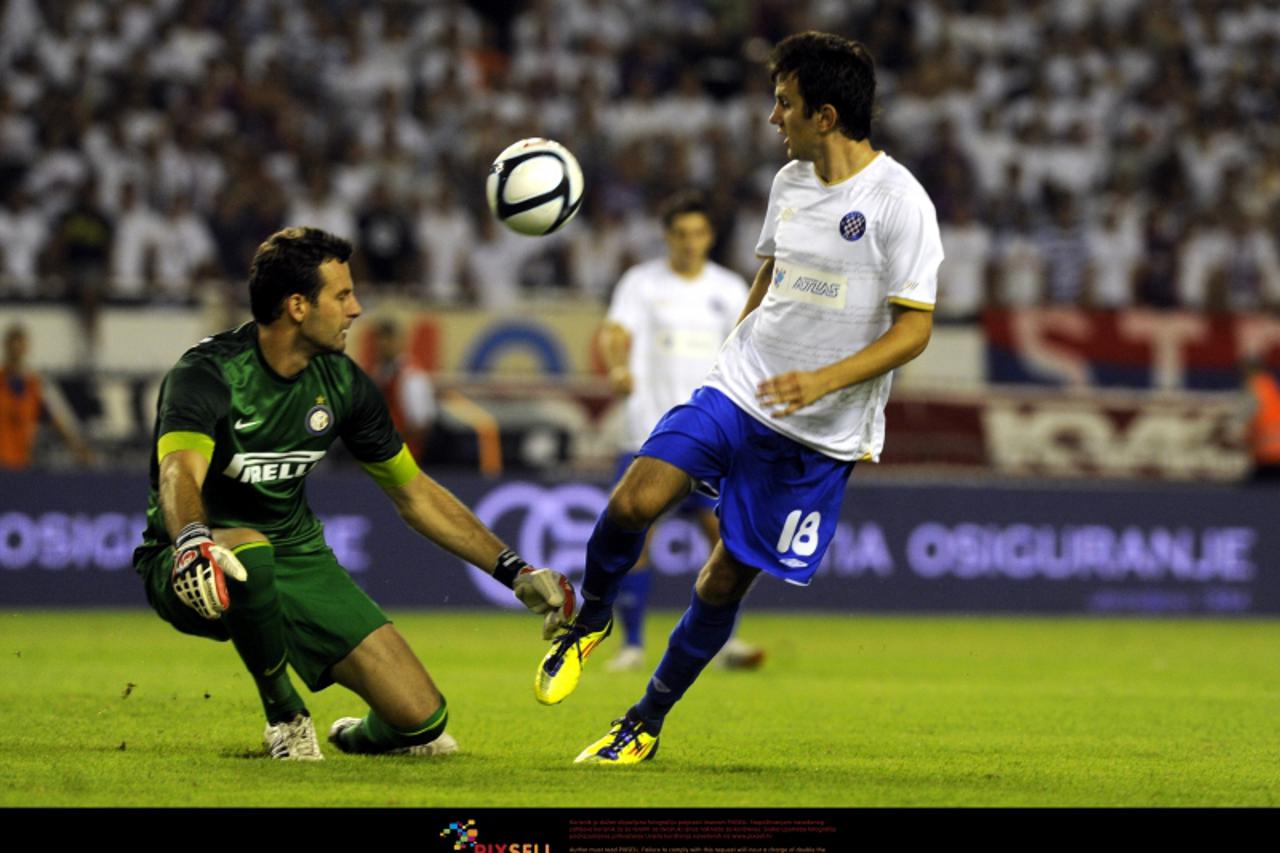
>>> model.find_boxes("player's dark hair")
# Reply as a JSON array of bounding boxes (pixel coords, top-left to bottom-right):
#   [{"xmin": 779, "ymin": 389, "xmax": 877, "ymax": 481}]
[
  {"xmin": 248, "ymin": 227, "xmax": 353, "ymax": 324},
  {"xmin": 769, "ymin": 32, "xmax": 876, "ymax": 141},
  {"xmin": 659, "ymin": 190, "xmax": 711, "ymax": 230}
]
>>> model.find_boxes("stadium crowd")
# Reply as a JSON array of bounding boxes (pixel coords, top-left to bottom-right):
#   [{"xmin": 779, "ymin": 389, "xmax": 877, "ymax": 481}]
[{"xmin": 1, "ymin": 0, "xmax": 1279, "ymax": 318}]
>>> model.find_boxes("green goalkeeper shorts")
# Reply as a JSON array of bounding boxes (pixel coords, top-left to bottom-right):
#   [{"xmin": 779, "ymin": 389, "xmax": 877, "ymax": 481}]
[{"xmin": 137, "ymin": 538, "xmax": 390, "ymax": 691}]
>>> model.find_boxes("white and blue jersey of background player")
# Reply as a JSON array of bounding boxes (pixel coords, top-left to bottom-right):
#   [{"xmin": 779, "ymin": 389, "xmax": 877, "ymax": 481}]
[
  {"xmin": 634, "ymin": 152, "xmax": 944, "ymax": 583},
  {"xmin": 607, "ymin": 257, "xmax": 749, "ymax": 512}
]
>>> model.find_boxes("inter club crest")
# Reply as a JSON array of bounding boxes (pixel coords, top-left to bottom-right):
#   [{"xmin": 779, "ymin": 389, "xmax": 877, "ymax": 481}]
[{"xmin": 306, "ymin": 395, "xmax": 333, "ymax": 436}]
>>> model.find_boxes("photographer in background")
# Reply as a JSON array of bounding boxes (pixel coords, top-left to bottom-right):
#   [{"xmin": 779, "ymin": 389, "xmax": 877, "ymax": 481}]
[
  {"xmin": 1241, "ymin": 356, "xmax": 1280, "ymax": 484},
  {"xmin": 367, "ymin": 318, "xmax": 437, "ymax": 462},
  {"xmin": 0, "ymin": 323, "xmax": 95, "ymax": 470}
]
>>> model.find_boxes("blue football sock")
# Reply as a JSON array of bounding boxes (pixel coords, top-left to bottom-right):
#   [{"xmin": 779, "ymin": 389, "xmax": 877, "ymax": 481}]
[
  {"xmin": 615, "ymin": 570, "xmax": 652, "ymax": 648},
  {"xmin": 578, "ymin": 514, "xmax": 647, "ymax": 629},
  {"xmin": 632, "ymin": 590, "xmax": 739, "ymax": 733}
]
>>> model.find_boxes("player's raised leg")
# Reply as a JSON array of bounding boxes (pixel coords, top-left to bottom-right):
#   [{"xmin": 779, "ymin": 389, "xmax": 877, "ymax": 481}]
[
  {"xmin": 534, "ymin": 455, "xmax": 693, "ymax": 705},
  {"xmin": 576, "ymin": 542, "xmax": 759, "ymax": 764},
  {"xmin": 607, "ymin": 530, "xmax": 654, "ymax": 672},
  {"xmin": 327, "ymin": 624, "xmax": 457, "ymax": 756}
]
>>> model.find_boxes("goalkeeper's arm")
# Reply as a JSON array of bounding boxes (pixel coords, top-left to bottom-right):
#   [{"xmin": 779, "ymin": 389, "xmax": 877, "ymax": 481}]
[
  {"xmin": 158, "ymin": 445, "xmax": 247, "ymax": 619},
  {"xmin": 381, "ymin": 469, "xmax": 575, "ymax": 638},
  {"xmin": 159, "ymin": 448, "xmax": 213, "ymax": 539}
]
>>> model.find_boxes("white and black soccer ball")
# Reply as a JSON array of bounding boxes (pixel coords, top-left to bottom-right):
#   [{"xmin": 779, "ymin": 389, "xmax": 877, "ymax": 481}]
[{"xmin": 485, "ymin": 138, "xmax": 585, "ymax": 236}]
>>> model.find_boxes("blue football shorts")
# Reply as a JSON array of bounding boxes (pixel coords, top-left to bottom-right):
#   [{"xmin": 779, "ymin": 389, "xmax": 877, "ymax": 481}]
[
  {"xmin": 636, "ymin": 386, "xmax": 856, "ymax": 585},
  {"xmin": 613, "ymin": 451, "xmax": 718, "ymax": 513}
]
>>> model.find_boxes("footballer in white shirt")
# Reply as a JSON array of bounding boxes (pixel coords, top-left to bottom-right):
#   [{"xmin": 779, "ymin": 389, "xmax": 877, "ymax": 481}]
[
  {"xmin": 597, "ymin": 191, "xmax": 764, "ymax": 673},
  {"xmin": 536, "ymin": 32, "xmax": 944, "ymax": 764}
]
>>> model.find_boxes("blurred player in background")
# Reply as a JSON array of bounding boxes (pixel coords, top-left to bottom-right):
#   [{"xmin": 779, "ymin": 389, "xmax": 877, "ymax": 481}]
[
  {"xmin": 132, "ymin": 227, "xmax": 573, "ymax": 760},
  {"xmin": 598, "ymin": 190, "xmax": 763, "ymax": 672},
  {"xmin": 535, "ymin": 32, "xmax": 943, "ymax": 763},
  {"xmin": 0, "ymin": 323, "xmax": 94, "ymax": 469},
  {"xmin": 368, "ymin": 318, "xmax": 437, "ymax": 462}
]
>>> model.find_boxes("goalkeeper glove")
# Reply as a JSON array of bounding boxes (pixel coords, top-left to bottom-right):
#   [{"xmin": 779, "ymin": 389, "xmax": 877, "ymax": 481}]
[
  {"xmin": 171, "ymin": 522, "xmax": 248, "ymax": 620},
  {"xmin": 493, "ymin": 549, "xmax": 576, "ymax": 640}
]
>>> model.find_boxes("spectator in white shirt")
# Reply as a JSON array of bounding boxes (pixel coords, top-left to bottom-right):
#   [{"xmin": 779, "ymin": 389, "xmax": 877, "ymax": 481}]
[
  {"xmin": 110, "ymin": 180, "xmax": 165, "ymax": 299},
  {"xmin": 286, "ymin": 166, "xmax": 356, "ymax": 241},
  {"xmin": 569, "ymin": 199, "xmax": 626, "ymax": 301},
  {"xmin": 1191, "ymin": 207, "xmax": 1280, "ymax": 311},
  {"xmin": 994, "ymin": 208, "xmax": 1045, "ymax": 308},
  {"xmin": 1036, "ymin": 187, "xmax": 1093, "ymax": 305},
  {"xmin": 1087, "ymin": 199, "xmax": 1143, "ymax": 307},
  {"xmin": 937, "ymin": 199, "xmax": 993, "ymax": 321},
  {"xmin": 153, "ymin": 193, "xmax": 217, "ymax": 302},
  {"xmin": 0, "ymin": 186, "xmax": 48, "ymax": 296},
  {"xmin": 414, "ymin": 183, "xmax": 475, "ymax": 303}
]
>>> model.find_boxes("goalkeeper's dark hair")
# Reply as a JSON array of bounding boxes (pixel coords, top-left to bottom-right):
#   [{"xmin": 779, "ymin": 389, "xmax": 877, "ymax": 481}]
[
  {"xmin": 659, "ymin": 190, "xmax": 712, "ymax": 230},
  {"xmin": 248, "ymin": 227, "xmax": 353, "ymax": 324},
  {"xmin": 769, "ymin": 31, "xmax": 877, "ymax": 141}
]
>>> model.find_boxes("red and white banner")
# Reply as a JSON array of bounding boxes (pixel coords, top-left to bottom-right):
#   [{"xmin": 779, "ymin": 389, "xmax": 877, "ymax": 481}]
[
  {"xmin": 884, "ymin": 389, "xmax": 1248, "ymax": 481},
  {"xmin": 983, "ymin": 308, "xmax": 1280, "ymax": 390}
]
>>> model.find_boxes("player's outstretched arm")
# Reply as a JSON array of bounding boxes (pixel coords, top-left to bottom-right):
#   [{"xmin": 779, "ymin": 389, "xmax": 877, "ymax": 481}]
[
  {"xmin": 756, "ymin": 305, "xmax": 933, "ymax": 418},
  {"xmin": 382, "ymin": 472, "xmax": 574, "ymax": 637},
  {"xmin": 382, "ymin": 470, "xmax": 515, "ymax": 568}
]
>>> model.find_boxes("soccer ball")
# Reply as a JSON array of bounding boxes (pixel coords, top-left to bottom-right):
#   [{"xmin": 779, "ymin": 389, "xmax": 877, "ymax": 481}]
[{"xmin": 486, "ymin": 138, "xmax": 584, "ymax": 236}]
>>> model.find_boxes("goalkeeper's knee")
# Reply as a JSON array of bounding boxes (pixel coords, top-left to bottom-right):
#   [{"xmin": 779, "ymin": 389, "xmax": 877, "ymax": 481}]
[{"xmin": 226, "ymin": 540, "xmax": 276, "ymax": 601}]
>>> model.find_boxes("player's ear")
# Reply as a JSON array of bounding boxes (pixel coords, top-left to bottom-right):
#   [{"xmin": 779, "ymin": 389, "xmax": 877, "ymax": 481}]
[
  {"xmin": 816, "ymin": 103, "xmax": 839, "ymax": 133},
  {"xmin": 284, "ymin": 292, "xmax": 309, "ymax": 322}
]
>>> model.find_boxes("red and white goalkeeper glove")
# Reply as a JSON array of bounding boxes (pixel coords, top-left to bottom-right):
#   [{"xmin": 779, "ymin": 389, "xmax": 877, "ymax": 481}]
[
  {"xmin": 493, "ymin": 549, "xmax": 576, "ymax": 640},
  {"xmin": 171, "ymin": 522, "xmax": 248, "ymax": 620}
]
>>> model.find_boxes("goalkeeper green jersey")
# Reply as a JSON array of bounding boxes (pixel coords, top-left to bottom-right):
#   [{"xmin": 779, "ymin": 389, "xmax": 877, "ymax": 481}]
[{"xmin": 135, "ymin": 322, "xmax": 415, "ymax": 561}]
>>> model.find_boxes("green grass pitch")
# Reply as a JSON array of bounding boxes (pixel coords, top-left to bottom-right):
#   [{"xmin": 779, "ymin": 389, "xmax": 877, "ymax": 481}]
[{"xmin": 1, "ymin": 610, "xmax": 1276, "ymax": 807}]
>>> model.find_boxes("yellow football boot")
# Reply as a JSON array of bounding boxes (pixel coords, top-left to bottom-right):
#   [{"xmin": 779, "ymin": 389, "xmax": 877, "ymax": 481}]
[
  {"xmin": 574, "ymin": 715, "xmax": 659, "ymax": 765},
  {"xmin": 534, "ymin": 618, "xmax": 613, "ymax": 705}
]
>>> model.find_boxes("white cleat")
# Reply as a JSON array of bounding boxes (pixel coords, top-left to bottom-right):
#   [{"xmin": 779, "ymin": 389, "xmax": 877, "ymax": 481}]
[
  {"xmin": 605, "ymin": 645, "xmax": 646, "ymax": 672},
  {"xmin": 717, "ymin": 638, "xmax": 766, "ymax": 670},
  {"xmin": 395, "ymin": 731, "xmax": 459, "ymax": 757},
  {"xmin": 328, "ymin": 717, "xmax": 459, "ymax": 757},
  {"xmin": 327, "ymin": 716, "xmax": 361, "ymax": 749},
  {"xmin": 263, "ymin": 714, "xmax": 324, "ymax": 761}
]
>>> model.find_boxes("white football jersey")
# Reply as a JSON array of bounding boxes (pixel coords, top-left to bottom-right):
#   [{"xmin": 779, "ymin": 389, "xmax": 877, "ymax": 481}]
[
  {"xmin": 705, "ymin": 153, "xmax": 943, "ymax": 461},
  {"xmin": 607, "ymin": 258, "xmax": 749, "ymax": 450}
]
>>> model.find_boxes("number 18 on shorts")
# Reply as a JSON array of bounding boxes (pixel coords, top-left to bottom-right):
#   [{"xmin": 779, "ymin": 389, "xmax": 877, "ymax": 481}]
[
  {"xmin": 777, "ymin": 510, "xmax": 823, "ymax": 557},
  {"xmin": 726, "ymin": 483, "xmax": 848, "ymax": 586}
]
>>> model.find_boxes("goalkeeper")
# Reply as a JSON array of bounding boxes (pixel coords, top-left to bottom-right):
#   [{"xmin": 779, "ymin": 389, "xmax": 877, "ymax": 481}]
[{"xmin": 132, "ymin": 227, "xmax": 573, "ymax": 760}]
